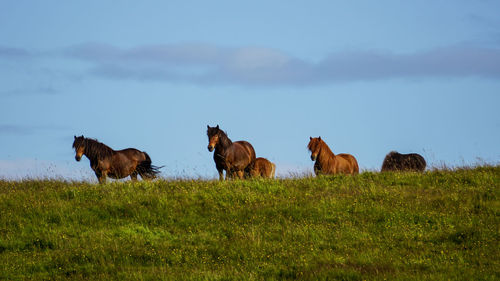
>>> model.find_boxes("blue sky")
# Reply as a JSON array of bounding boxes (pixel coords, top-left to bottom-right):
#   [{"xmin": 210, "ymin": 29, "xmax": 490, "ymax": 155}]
[{"xmin": 1, "ymin": 1, "xmax": 499, "ymax": 180}]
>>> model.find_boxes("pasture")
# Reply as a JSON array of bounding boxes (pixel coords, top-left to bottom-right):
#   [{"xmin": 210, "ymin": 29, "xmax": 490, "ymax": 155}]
[{"xmin": 0, "ymin": 166, "xmax": 499, "ymax": 280}]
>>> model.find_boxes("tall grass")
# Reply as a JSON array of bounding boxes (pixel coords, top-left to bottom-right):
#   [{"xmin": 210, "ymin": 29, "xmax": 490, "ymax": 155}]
[{"xmin": 0, "ymin": 166, "xmax": 498, "ymax": 280}]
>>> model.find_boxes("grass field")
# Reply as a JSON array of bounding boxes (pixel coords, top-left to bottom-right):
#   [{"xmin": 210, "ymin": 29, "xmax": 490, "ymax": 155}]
[{"xmin": 0, "ymin": 166, "xmax": 499, "ymax": 280}]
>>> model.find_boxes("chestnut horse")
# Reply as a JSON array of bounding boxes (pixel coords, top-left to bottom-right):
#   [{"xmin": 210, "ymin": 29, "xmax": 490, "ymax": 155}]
[
  {"xmin": 307, "ymin": 136, "xmax": 359, "ymax": 175},
  {"xmin": 207, "ymin": 125, "xmax": 256, "ymax": 180},
  {"xmin": 249, "ymin": 157, "xmax": 276, "ymax": 179},
  {"xmin": 381, "ymin": 151, "xmax": 426, "ymax": 172},
  {"xmin": 72, "ymin": 135, "xmax": 161, "ymax": 183}
]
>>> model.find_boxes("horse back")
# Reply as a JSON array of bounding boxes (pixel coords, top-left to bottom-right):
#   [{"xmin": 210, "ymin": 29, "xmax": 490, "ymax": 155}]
[
  {"xmin": 100, "ymin": 148, "xmax": 147, "ymax": 179},
  {"xmin": 381, "ymin": 152, "xmax": 426, "ymax": 172},
  {"xmin": 252, "ymin": 157, "xmax": 275, "ymax": 178},
  {"xmin": 228, "ymin": 141, "xmax": 256, "ymax": 170},
  {"xmin": 337, "ymin": 153, "xmax": 359, "ymax": 175},
  {"xmin": 408, "ymin": 153, "xmax": 426, "ymax": 171},
  {"xmin": 115, "ymin": 148, "xmax": 146, "ymax": 162}
]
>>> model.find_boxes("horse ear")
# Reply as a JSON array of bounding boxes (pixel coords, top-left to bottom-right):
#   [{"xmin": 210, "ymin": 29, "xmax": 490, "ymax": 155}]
[
  {"xmin": 216, "ymin": 125, "xmax": 219, "ymax": 129},
  {"xmin": 310, "ymin": 137, "xmax": 312, "ymax": 140},
  {"xmin": 319, "ymin": 136, "xmax": 321, "ymax": 140},
  {"xmin": 207, "ymin": 125, "xmax": 210, "ymax": 129},
  {"xmin": 74, "ymin": 135, "xmax": 76, "ymax": 139}
]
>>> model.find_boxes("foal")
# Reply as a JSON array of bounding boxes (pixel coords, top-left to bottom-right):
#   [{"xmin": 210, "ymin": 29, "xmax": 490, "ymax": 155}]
[{"xmin": 249, "ymin": 157, "xmax": 276, "ymax": 178}]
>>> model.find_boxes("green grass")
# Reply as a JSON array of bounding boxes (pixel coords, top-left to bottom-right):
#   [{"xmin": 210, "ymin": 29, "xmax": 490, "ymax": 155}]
[{"xmin": 0, "ymin": 166, "xmax": 499, "ymax": 280}]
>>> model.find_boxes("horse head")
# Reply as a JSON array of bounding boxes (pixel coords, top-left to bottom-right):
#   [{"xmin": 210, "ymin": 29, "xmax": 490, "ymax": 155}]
[
  {"xmin": 72, "ymin": 135, "xmax": 85, "ymax": 161},
  {"xmin": 307, "ymin": 136, "xmax": 322, "ymax": 161},
  {"xmin": 206, "ymin": 125, "xmax": 220, "ymax": 152}
]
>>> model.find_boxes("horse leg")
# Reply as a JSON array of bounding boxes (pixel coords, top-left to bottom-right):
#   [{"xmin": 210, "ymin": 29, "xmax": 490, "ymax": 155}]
[
  {"xmin": 224, "ymin": 167, "xmax": 235, "ymax": 180},
  {"xmin": 236, "ymin": 170, "xmax": 244, "ymax": 179},
  {"xmin": 95, "ymin": 171, "xmax": 106, "ymax": 184},
  {"xmin": 130, "ymin": 171, "xmax": 138, "ymax": 182},
  {"xmin": 137, "ymin": 170, "xmax": 153, "ymax": 181},
  {"xmin": 217, "ymin": 168, "xmax": 224, "ymax": 181},
  {"xmin": 249, "ymin": 168, "xmax": 258, "ymax": 178},
  {"xmin": 313, "ymin": 161, "xmax": 321, "ymax": 176},
  {"xmin": 227, "ymin": 168, "xmax": 238, "ymax": 180}
]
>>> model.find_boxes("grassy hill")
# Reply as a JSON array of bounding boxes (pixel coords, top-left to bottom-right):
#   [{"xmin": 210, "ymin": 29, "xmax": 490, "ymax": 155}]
[{"xmin": 0, "ymin": 166, "xmax": 499, "ymax": 280}]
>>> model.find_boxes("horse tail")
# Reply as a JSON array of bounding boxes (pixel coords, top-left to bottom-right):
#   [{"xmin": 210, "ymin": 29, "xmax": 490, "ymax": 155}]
[
  {"xmin": 270, "ymin": 162, "xmax": 276, "ymax": 178},
  {"xmin": 351, "ymin": 156, "xmax": 360, "ymax": 175},
  {"xmin": 137, "ymin": 152, "xmax": 163, "ymax": 179}
]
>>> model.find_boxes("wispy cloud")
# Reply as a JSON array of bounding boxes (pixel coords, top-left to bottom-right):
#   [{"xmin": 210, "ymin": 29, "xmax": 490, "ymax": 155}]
[
  {"xmin": 3, "ymin": 42, "xmax": 500, "ymax": 86},
  {"xmin": 0, "ymin": 46, "xmax": 31, "ymax": 59},
  {"xmin": 0, "ymin": 124, "xmax": 67, "ymax": 136},
  {"xmin": 63, "ymin": 43, "xmax": 500, "ymax": 86},
  {"xmin": 317, "ymin": 46, "xmax": 500, "ymax": 81},
  {"xmin": 0, "ymin": 125, "xmax": 35, "ymax": 136},
  {"xmin": 0, "ymin": 86, "xmax": 59, "ymax": 97},
  {"xmin": 465, "ymin": 13, "xmax": 500, "ymax": 31},
  {"xmin": 3, "ymin": 43, "xmax": 499, "ymax": 87}
]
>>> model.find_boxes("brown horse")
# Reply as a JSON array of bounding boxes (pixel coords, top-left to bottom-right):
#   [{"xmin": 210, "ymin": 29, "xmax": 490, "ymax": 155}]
[
  {"xmin": 72, "ymin": 135, "xmax": 161, "ymax": 183},
  {"xmin": 307, "ymin": 136, "xmax": 359, "ymax": 175},
  {"xmin": 249, "ymin": 157, "xmax": 276, "ymax": 178},
  {"xmin": 207, "ymin": 125, "xmax": 256, "ymax": 180}
]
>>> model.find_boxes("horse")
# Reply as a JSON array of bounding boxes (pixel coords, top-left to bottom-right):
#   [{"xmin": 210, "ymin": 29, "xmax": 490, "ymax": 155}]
[
  {"xmin": 381, "ymin": 151, "xmax": 426, "ymax": 172},
  {"xmin": 72, "ymin": 135, "xmax": 161, "ymax": 183},
  {"xmin": 249, "ymin": 157, "xmax": 276, "ymax": 179},
  {"xmin": 307, "ymin": 136, "xmax": 359, "ymax": 175},
  {"xmin": 207, "ymin": 125, "xmax": 256, "ymax": 180}
]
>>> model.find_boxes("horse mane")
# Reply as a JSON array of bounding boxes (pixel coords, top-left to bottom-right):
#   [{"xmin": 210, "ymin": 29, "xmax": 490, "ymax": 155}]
[
  {"xmin": 217, "ymin": 129, "xmax": 232, "ymax": 148},
  {"xmin": 73, "ymin": 137, "xmax": 114, "ymax": 162},
  {"xmin": 308, "ymin": 138, "xmax": 335, "ymax": 158}
]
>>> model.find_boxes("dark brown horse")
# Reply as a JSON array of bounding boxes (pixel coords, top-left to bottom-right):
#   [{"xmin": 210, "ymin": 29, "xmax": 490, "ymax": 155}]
[
  {"xmin": 207, "ymin": 125, "xmax": 256, "ymax": 180},
  {"xmin": 249, "ymin": 157, "xmax": 276, "ymax": 179},
  {"xmin": 381, "ymin": 151, "xmax": 426, "ymax": 172},
  {"xmin": 72, "ymin": 135, "xmax": 161, "ymax": 183},
  {"xmin": 307, "ymin": 137, "xmax": 359, "ymax": 175}
]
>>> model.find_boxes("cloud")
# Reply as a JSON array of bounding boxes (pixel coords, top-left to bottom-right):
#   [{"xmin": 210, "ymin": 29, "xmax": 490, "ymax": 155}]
[
  {"xmin": 63, "ymin": 43, "xmax": 225, "ymax": 65},
  {"xmin": 0, "ymin": 86, "xmax": 59, "ymax": 97},
  {"xmin": 0, "ymin": 125, "xmax": 35, "ymax": 135},
  {"xmin": 63, "ymin": 43, "xmax": 500, "ymax": 86},
  {"xmin": 0, "ymin": 124, "xmax": 67, "ymax": 136},
  {"xmin": 3, "ymin": 43, "xmax": 500, "ymax": 86},
  {"xmin": 0, "ymin": 46, "xmax": 31, "ymax": 59},
  {"xmin": 317, "ymin": 46, "xmax": 500, "ymax": 81},
  {"xmin": 465, "ymin": 13, "xmax": 500, "ymax": 31}
]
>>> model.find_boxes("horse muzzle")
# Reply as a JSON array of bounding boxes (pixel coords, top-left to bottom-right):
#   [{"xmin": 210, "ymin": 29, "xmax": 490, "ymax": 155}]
[
  {"xmin": 310, "ymin": 155, "xmax": 317, "ymax": 161},
  {"xmin": 207, "ymin": 145, "xmax": 214, "ymax": 152},
  {"xmin": 75, "ymin": 155, "xmax": 81, "ymax": 161}
]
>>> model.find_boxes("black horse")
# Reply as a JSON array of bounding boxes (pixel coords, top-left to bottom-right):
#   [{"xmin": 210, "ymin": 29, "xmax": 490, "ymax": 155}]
[
  {"xmin": 72, "ymin": 135, "xmax": 161, "ymax": 183},
  {"xmin": 381, "ymin": 151, "xmax": 426, "ymax": 172}
]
